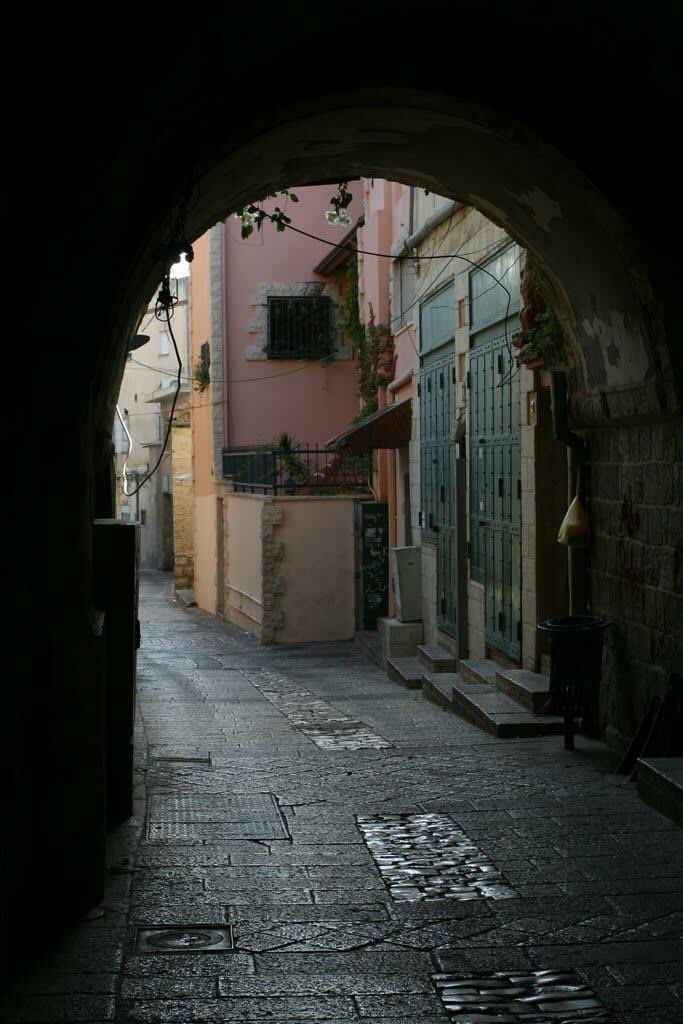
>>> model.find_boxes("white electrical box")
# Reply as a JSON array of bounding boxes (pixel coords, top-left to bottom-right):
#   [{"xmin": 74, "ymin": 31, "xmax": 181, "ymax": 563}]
[{"xmin": 391, "ymin": 546, "xmax": 422, "ymax": 622}]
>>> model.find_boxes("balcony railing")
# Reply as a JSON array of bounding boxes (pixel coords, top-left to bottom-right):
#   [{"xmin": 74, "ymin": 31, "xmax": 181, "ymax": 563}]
[{"xmin": 222, "ymin": 445, "xmax": 371, "ymax": 496}]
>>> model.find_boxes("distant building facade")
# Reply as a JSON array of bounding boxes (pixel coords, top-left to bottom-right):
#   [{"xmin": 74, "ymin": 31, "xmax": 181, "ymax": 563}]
[{"xmin": 113, "ymin": 273, "xmax": 190, "ymax": 570}]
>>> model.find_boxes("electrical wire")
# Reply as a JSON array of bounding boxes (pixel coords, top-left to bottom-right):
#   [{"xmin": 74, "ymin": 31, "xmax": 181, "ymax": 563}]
[
  {"xmin": 122, "ymin": 277, "xmax": 183, "ymax": 496},
  {"xmin": 248, "ymin": 207, "xmax": 515, "ymax": 369},
  {"xmin": 121, "ymin": 194, "xmax": 524, "ymax": 447}
]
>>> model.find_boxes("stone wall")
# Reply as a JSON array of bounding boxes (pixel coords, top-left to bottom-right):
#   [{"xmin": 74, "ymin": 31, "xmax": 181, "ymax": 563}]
[
  {"xmin": 261, "ymin": 501, "xmax": 284, "ymax": 644},
  {"xmin": 589, "ymin": 418, "xmax": 683, "ymax": 745},
  {"xmin": 171, "ymin": 423, "xmax": 194, "ymax": 590}
]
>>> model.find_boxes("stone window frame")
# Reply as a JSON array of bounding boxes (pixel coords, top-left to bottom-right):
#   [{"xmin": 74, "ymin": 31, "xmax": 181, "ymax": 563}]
[{"xmin": 245, "ymin": 281, "xmax": 352, "ymax": 361}]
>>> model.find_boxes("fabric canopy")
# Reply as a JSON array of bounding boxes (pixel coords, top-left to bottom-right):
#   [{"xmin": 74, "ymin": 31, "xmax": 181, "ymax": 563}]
[{"xmin": 326, "ymin": 398, "xmax": 412, "ymax": 455}]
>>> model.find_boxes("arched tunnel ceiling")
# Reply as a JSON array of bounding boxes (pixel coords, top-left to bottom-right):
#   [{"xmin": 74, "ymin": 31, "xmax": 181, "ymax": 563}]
[{"xmin": 20, "ymin": 3, "xmax": 679, "ymax": 435}]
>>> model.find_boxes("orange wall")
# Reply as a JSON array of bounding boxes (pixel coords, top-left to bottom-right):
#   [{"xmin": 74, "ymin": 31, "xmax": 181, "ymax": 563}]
[{"xmin": 189, "ymin": 232, "xmax": 215, "ymax": 499}]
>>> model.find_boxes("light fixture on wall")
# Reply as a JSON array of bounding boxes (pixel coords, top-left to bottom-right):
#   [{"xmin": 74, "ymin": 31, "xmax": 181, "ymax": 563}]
[{"xmin": 128, "ymin": 334, "xmax": 150, "ymax": 352}]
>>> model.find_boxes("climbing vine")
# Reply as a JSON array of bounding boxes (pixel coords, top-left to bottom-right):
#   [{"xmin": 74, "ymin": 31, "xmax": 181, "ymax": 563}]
[
  {"xmin": 339, "ymin": 253, "xmax": 379, "ymax": 423},
  {"xmin": 193, "ymin": 355, "xmax": 211, "ymax": 392},
  {"xmin": 516, "ymin": 269, "xmax": 565, "ymax": 367}
]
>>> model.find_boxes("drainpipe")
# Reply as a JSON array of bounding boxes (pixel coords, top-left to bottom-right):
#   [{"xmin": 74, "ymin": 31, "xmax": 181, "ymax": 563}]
[
  {"xmin": 401, "ymin": 199, "xmax": 462, "ymax": 255},
  {"xmin": 550, "ymin": 371, "xmax": 588, "ymax": 616}
]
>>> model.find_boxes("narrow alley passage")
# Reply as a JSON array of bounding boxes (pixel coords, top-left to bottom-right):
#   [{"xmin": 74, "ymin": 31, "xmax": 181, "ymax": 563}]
[{"xmin": 4, "ymin": 572, "xmax": 682, "ymax": 1023}]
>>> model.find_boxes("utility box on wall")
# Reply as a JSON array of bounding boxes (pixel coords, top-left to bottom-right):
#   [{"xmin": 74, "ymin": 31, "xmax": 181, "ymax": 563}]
[{"xmin": 392, "ymin": 546, "xmax": 422, "ymax": 622}]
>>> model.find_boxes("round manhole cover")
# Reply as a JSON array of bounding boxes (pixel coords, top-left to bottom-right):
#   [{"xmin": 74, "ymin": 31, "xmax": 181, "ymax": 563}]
[{"xmin": 146, "ymin": 928, "xmax": 226, "ymax": 950}]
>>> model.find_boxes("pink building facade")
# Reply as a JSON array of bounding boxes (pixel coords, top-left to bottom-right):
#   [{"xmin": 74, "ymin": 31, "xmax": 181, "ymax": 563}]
[
  {"xmin": 221, "ymin": 185, "xmax": 362, "ymax": 450},
  {"xmin": 189, "ymin": 184, "xmax": 372, "ymax": 638}
]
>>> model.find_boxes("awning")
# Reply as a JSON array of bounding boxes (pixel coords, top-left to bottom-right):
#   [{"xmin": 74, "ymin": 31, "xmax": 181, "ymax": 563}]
[{"xmin": 327, "ymin": 397, "xmax": 412, "ymax": 455}]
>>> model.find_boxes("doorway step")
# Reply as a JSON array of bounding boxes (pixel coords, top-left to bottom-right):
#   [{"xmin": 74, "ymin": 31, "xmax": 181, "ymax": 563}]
[
  {"xmin": 636, "ymin": 757, "xmax": 683, "ymax": 826},
  {"xmin": 417, "ymin": 644, "xmax": 457, "ymax": 673},
  {"xmin": 385, "ymin": 641, "xmax": 456, "ymax": 690},
  {"xmin": 355, "ymin": 630, "xmax": 384, "ymax": 669},
  {"xmin": 423, "ymin": 658, "xmax": 565, "ymax": 738},
  {"xmin": 386, "ymin": 657, "xmax": 424, "ymax": 689}
]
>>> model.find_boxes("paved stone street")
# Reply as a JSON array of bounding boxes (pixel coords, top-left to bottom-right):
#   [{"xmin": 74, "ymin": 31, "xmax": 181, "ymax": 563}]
[{"xmin": 4, "ymin": 572, "xmax": 682, "ymax": 1022}]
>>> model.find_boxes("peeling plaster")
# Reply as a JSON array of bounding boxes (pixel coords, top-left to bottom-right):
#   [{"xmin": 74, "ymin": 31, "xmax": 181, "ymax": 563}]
[
  {"xmin": 580, "ymin": 308, "xmax": 651, "ymax": 388},
  {"xmin": 508, "ymin": 186, "xmax": 562, "ymax": 232}
]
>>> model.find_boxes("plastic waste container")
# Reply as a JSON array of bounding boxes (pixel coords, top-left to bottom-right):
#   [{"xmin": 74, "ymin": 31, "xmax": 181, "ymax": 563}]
[{"xmin": 537, "ymin": 615, "xmax": 610, "ymax": 749}]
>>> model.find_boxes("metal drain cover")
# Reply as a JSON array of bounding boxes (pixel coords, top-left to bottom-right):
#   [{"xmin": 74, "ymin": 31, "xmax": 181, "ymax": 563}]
[
  {"xmin": 136, "ymin": 926, "xmax": 234, "ymax": 952},
  {"xmin": 153, "ymin": 756, "xmax": 212, "ymax": 766},
  {"xmin": 145, "ymin": 793, "xmax": 290, "ymax": 841}
]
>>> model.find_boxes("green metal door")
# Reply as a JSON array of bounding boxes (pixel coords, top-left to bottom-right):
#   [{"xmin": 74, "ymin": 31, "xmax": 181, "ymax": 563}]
[
  {"xmin": 419, "ymin": 347, "xmax": 457, "ymax": 636},
  {"xmin": 355, "ymin": 501, "xmax": 389, "ymax": 630},
  {"xmin": 468, "ymin": 245, "xmax": 522, "ymax": 660}
]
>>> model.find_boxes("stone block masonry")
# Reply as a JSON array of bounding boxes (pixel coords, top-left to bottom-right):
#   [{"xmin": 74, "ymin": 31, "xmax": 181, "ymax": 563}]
[
  {"xmin": 589, "ymin": 419, "xmax": 682, "ymax": 745},
  {"xmin": 260, "ymin": 502, "xmax": 284, "ymax": 644},
  {"xmin": 4, "ymin": 571, "xmax": 681, "ymax": 1024}
]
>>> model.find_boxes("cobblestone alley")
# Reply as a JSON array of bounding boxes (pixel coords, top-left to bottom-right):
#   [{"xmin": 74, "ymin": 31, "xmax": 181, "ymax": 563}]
[{"xmin": 4, "ymin": 572, "xmax": 682, "ymax": 1023}]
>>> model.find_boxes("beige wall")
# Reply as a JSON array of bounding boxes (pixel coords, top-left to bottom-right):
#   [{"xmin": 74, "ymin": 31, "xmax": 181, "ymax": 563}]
[
  {"xmin": 273, "ymin": 497, "xmax": 358, "ymax": 643},
  {"xmin": 219, "ymin": 492, "xmax": 360, "ymax": 644},
  {"xmin": 225, "ymin": 494, "xmax": 264, "ymax": 635},
  {"xmin": 194, "ymin": 494, "xmax": 217, "ymax": 614}
]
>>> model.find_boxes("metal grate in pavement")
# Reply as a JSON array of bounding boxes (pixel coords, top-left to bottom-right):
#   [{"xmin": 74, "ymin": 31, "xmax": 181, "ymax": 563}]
[
  {"xmin": 433, "ymin": 969, "xmax": 615, "ymax": 1021},
  {"xmin": 242, "ymin": 669, "xmax": 392, "ymax": 750},
  {"xmin": 356, "ymin": 813, "xmax": 517, "ymax": 901},
  {"xmin": 136, "ymin": 926, "xmax": 234, "ymax": 952},
  {"xmin": 145, "ymin": 793, "xmax": 289, "ymax": 841},
  {"xmin": 153, "ymin": 756, "xmax": 212, "ymax": 766}
]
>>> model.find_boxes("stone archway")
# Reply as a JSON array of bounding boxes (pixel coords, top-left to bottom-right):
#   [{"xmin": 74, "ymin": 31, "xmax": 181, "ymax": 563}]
[
  {"xmin": 95, "ymin": 91, "xmax": 677, "ymax": 449},
  {"xmin": 9, "ymin": 50, "xmax": 680, "ymax": 960}
]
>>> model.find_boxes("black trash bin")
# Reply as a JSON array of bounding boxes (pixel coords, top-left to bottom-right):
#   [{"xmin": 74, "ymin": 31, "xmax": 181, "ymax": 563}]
[{"xmin": 537, "ymin": 615, "xmax": 610, "ymax": 750}]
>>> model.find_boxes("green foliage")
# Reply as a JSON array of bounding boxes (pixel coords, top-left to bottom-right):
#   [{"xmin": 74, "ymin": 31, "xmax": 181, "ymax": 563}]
[
  {"xmin": 517, "ymin": 280, "xmax": 565, "ymax": 366},
  {"xmin": 239, "ymin": 188, "xmax": 299, "ymax": 239},
  {"xmin": 339, "ymin": 254, "xmax": 380, "ymax": 421},
  {"xmin": 351, "ymin": 397, "xmax": 378, "ymax": 425},
  {"xmin": 193, "ymin": 356, "xmax": 210, "ymax": 392},
  {"xmin": 325, "ymin": 181, "xmax": 353, "ymax": 226},
  {"xmin": 237, "ymin": 182, "xmax": 352, "ymax": 237},
  {"xmin": 272, "ymin": 432, "xmax": 308, "ymax": 484}
]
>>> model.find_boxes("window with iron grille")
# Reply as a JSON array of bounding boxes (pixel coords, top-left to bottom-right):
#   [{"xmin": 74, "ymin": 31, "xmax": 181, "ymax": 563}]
[{"xmin": 267, "ymin": 296, "xmax": 333, "ymax": 359}]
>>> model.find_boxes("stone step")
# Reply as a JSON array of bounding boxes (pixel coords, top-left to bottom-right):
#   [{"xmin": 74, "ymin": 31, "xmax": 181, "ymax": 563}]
[
  {"xmin": 459, "ymin": 659, "xmax": 499, "ymax": 685},
  {"xmin": 378, "ymin": 617, "xmax": 423, "ymax": 661},
  {"xmin": 450, "ymin": 678, "xmax": 565, "ymax": 738},
  {"xmin": 417, "ymin": 644, "xmax": 457, "ymax": 673},
  {"xmin": 386, "ymin": 657, "xmax": 424, "ymax": 690},
  {"xmin": 422, "ymin": 672, "xmax": 461, "ymax": 711},
  {"xmin": 354, "ymin": 630, "xmax": 384, "ymax": 669},
  {"xmin": 637, "ymin": 757, "xmax": 683, "ymax": 826},
  {"xmin": 495, "ymin": 668, "xmax": 551, "ymax": 713}
]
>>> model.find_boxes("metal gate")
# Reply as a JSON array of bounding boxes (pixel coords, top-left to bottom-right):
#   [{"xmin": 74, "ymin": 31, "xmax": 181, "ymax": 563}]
[
  {"xmin": 468, "ymin": 245, "xmax": 522, "ymax": 660},
  {"xmin": 419, "ymin": 349, "xmax": 457, "ymax": 636},
  {"xmin": 354, "ymin": 501, "xmax": 389, "ymax": 630}
]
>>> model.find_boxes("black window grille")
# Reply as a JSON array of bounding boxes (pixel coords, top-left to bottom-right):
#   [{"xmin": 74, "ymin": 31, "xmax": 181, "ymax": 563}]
[{"xmin": 267, "ymin": 296, "xmax": 333, "ymax": 359}]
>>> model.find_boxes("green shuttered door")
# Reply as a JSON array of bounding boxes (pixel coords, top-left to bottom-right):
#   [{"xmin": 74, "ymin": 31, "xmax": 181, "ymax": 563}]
[{"xmin": 468, "ymin": 245, "xmax": 522, "ymax": 660}]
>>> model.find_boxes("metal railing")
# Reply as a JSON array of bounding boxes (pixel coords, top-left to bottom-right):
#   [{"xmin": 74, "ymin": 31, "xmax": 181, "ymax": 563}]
[{"xmin": 222, "ymin": 445, "xmax": 371, "ymax": 496}]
